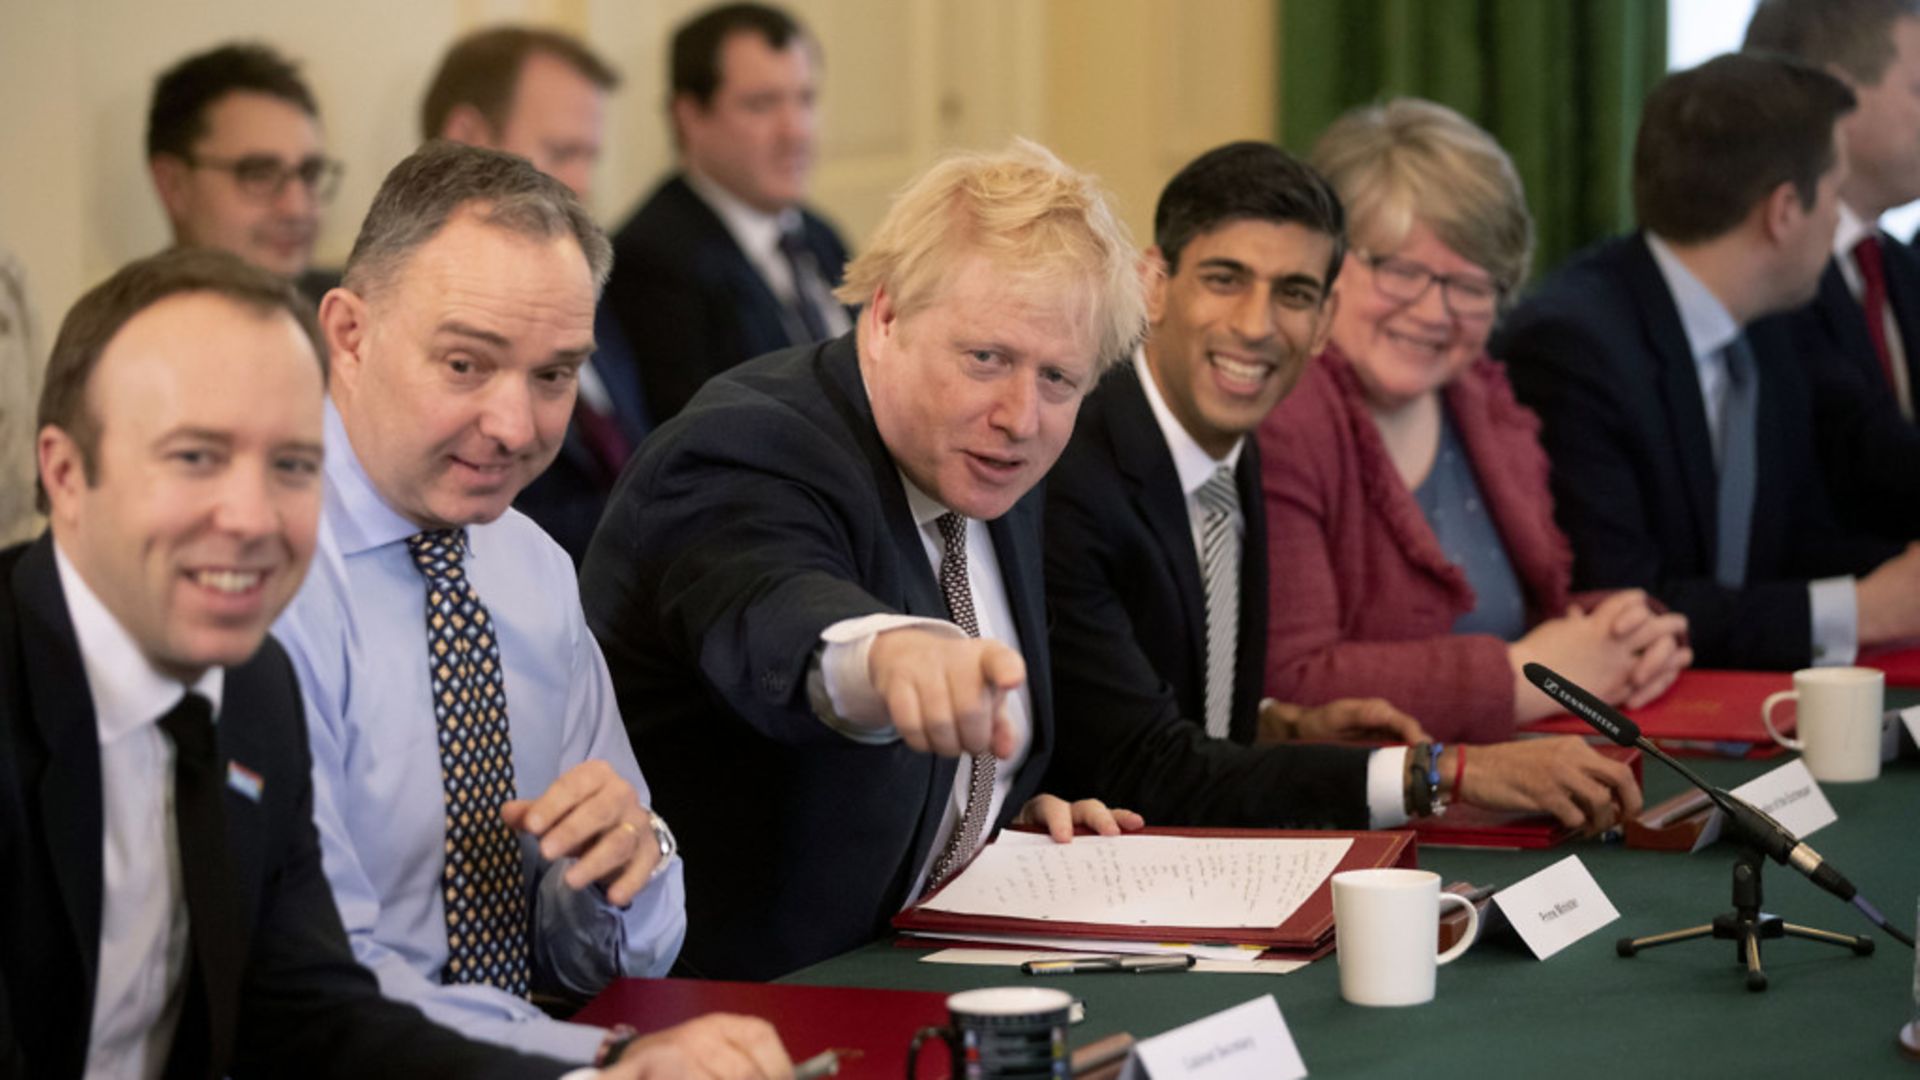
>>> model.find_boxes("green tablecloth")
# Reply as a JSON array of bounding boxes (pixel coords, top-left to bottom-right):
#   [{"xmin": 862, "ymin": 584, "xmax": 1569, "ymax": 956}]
[{"xmin": 784, "ymin": 724, "xmax": 1920, "ymax": 1077}]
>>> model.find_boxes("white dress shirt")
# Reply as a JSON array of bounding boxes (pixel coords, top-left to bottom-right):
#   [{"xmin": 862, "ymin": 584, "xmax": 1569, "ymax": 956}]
[
  {"xmin": 1646, "ymin": 234, "xmax": 1858, "ymax": 665},
  {"xmin": 1132, "ymin": 352, "xmax": 1410, "ymax": 826},
  {"xmin": 1832, "ymin": 201, "xmax": 1913, "ymax": 418},
  {"xmin": 56, "ymin": 542, "xmax": 224, "ymax": 1080},
  {"xmin": 683, "ymin": 168, "xmax": 852, "ymax": 340}
]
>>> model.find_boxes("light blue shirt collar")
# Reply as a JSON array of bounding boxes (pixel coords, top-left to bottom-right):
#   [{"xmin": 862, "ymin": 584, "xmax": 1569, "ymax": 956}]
[
  {"xmin": 1645, "ymin": 233, "xmax": 1743, "ymax": 362},
  {"xmin": 322, "ymin": 400, "xmax": 435, "ymax": 558}
]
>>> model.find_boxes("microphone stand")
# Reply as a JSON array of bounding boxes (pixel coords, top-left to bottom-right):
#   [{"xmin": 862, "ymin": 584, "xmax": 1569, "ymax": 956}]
[
  {"xmin": 1523, "ymin": 663, "xmax": 1882, "ymax": 992},
  {"xmin": 1617, "ymin": 840, "xmax": 1872, "ymax": 993}
]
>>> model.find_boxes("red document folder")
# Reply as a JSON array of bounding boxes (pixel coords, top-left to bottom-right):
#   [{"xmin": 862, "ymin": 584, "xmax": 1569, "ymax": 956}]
[
  {"xmin": 891, "ymin": 827, "xmax": 1415, "ymax": 955},
  {"xmin": 1522, "ymin": 669, "xmax": 1791, "ymax": 752},
  {"xmin": 1861, "ymin": 644, "xmax": 1920, "ymax": 688},
  {"xmin": 574, "ymin": 979, "xmax": 950, "ymax": 1080},
  {"xmin": 1412, "ymin": 746, "xmax": 1642, "ymax": 849}
]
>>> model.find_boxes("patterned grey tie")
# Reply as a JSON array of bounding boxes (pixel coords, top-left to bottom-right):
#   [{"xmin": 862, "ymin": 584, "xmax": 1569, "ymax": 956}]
[
  {"xmin": 923, "ymin": 511, "xmax": 995, "ymax": 893},
  {"xmin": 407, "ymin": 529, "xmax": 530, "ymax": 997},
  {"xmin": 1715, "ymin": 337, "xmax": 1757, "ymax": 590},
  {"xmin": 1197, "ymin": 466, "xmax": 1241, "ymax": 740}
]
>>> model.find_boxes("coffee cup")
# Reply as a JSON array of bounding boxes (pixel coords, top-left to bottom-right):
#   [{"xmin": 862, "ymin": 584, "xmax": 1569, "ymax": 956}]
[
  {"xmin": 1761, "ymin": 666, "xmax": 1884, "ymax": 783},
  {"xmin": 1333, "ymin": 868, "xmax": 1478, "ymax": 1007},
  {"xmin": 906, "ymin": 986, "xmax": 1071, "ymax": 1078}
]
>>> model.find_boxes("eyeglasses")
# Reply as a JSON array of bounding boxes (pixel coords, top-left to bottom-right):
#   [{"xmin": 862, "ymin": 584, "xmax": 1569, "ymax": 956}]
[
  {"xmin": 1358, "ymin": 251, "xmax": 1503, "ymax": 319},
  {"xmin": 187, "ymin": 153, "xmax": 343, "ymax": 205}
]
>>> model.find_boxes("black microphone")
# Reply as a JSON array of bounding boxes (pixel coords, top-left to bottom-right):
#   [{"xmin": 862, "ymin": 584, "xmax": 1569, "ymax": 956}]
[{"xmin": 1522, "ymin": 662, "xmax": 1912, "ymax": 947}]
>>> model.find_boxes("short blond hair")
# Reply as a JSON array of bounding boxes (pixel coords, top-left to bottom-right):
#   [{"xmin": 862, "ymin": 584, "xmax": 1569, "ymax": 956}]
[
  {"xmin": 835, "ymin": 139, "xmax": 1146, "ymax": 373},
  {"xmin": 1310, "ymin": 99, "xmax": 1534, "ymax": 294}
]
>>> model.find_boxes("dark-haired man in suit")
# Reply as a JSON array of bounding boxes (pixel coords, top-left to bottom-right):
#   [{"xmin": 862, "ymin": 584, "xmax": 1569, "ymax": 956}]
[
  {"xmin": 0, "ymin": 249, "xmax": 585, "ymax": 1079},
  {"xmin": 1045, "ymin": 142, "xmax": 1640, "ymax": 836},
  {"xmin": 1498, "ymin": 54, "xmax": 1920, "ymax": 671},
  {"xmin": 605, "ymin": 2, "xmax": 850, "ymax": 424}
]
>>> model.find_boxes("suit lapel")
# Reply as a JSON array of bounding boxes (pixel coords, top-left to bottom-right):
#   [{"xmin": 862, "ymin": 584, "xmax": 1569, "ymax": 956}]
[
  {"xmin": 988, "ymin": 497, "xmax": 1051, "ymax": 774},
  {"xmin": 672, "ymin": 174, "xmax": 804, "ymax": 350},
  {"xmin": 816, "ymin": 338, "xmax": 956, "ymax": 859},
  {"xmin": 1102, "ymin": 365, "xmax": 1209, "ymax": 693},
  {"xmin": 1625, "ymin": 237, "xmax": 1720, "ymax": 564},
  {"xmin": 1879, "ymin": 240, "xmax": 1920, "ymax": 395},
  {"xmin": 1813, "ymin": 260, "xmax": 1883, "ymax": 386},
  {"xmin": 13, "ymin": 538, "xmax": 105, "ymax": 999}
]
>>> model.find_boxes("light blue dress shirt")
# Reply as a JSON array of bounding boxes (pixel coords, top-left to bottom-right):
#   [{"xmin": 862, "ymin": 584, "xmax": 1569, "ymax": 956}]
[
  {"xmin": 273, "ymin": 403, "xmax": 686, "ymax": 1062},
  {"xmin": 1645, "ymin": 235, "xmax": 1857, "ymax": 664}
]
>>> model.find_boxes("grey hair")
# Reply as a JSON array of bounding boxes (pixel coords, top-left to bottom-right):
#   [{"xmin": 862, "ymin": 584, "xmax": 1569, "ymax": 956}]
[{"xmin": 343, "ymin": 140, "xmax": 611, "ymax": 297}]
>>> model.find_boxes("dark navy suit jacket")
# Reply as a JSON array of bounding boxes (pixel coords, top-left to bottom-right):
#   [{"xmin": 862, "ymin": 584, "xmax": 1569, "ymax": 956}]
[
  {"xmin": 1495, "ymin": 234, "xmax": 1897, "ymax": 670},
  {"xmin": 1042, "ymin": 362, "xmax": 1371, "ymax": 828},
  {"xmin": 579, "ymin": 334, "xmax": 1051, "ymax": 980},
  {"xmin": 604, "ymin": 173, "xmax": 850, "ymax": 425}
]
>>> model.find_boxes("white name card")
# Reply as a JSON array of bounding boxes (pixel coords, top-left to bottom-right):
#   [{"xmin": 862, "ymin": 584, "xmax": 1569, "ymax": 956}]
[
  {"xmin": 1893, "ymin": 706, "xmax": 1920, "ymax": 761},
  {"xmin": 1730, "ymin": 759, "xmax": 1837, "ymax": 839},
  {"xmin": 1492, "ymin": 855, "xmax": 1619, "ymax": 961},
  {"xmin": 1118, "ymin": 995, "xmax": 1306, "ymax": 1080}
]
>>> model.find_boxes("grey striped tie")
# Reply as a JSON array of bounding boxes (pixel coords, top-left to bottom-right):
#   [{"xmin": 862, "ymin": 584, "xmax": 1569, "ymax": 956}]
[
  {"xmin": 1197, "ymin": 467, "xmax": 1240, "ymax": 740},
  {"xmin": 1715, "ymin": 337, "xmax": 1757, "ymax": 590},
  {"xmin": 924, "ymin": 512, "xmax": 995, "ymax": 893}
]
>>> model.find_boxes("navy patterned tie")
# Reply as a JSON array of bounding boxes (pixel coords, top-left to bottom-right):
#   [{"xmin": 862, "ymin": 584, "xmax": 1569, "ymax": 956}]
[
  {"xmin": 923, "ymin": 512, "xmax": 995, "ymax": 893},
  {"xmin": 407, "ymin": 529, "xmax": 530, "ymax": 997}
]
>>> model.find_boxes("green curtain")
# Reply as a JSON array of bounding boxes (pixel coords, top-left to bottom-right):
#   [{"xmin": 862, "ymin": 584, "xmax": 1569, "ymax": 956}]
[{"xmin": 1277, "ymin": 0, "xmax": 1667, "ymax": 281}]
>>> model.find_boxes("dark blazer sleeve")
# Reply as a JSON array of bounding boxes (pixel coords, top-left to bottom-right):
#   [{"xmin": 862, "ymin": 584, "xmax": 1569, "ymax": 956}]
[
  {"xmin": 1043, "ymin": 430, "xmax": 1371, "ymax": 830},
  {"xmin": 1499, "ymin": 305, "xmax": 1822, "ymax": 669},
  {"xmin": 228, "ymin": 651, "xmax": 564, "ymax": 1080}
]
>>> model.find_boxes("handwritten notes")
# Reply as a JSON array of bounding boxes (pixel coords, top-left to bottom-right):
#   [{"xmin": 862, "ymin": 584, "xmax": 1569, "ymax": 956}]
[{"xmin": 920, "ymin": 832, "xmax": 1352, "ymax": 929}]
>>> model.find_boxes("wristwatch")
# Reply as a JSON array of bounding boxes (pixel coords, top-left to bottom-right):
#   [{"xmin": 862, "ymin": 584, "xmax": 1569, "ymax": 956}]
[{"xmin": 646, "ymin": 811, "xmax": 677, "ymax": 880}]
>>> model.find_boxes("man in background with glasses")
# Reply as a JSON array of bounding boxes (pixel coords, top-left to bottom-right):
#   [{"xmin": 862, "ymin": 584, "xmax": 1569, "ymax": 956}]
[{"xmin": 146, "ymin": 43, "xmax": 343, "ymax": 302}]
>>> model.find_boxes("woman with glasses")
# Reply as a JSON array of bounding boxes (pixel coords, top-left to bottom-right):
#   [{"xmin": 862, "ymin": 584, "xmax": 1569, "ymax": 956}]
[{"xmin": 1257, "ymin": 99, "xmax": 1692, "ymax": 742}]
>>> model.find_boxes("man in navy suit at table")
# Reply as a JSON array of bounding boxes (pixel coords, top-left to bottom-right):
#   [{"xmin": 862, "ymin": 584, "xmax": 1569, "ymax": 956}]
[{"xmin": 1497, "ymin": 54, "xmax": 1920, "ymax": 672}]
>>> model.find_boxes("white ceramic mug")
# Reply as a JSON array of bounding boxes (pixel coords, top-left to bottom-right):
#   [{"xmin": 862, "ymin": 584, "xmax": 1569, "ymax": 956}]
[
  {"xmin": 1761, "ymin": 666, "xmax": 1884, "ymax": 783},
  {"xmin": 1332, "ymin": 868, "xmax": 1478, "ymax": 1007}
]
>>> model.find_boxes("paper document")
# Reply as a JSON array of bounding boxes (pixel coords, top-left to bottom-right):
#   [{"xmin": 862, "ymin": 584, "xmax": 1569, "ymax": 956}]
[
  {"xmin": 920, "ymin": 948, "xmax": 1310, "ymax": 975},
  {"xmin": 920, "ymin": 832, "xmax": 1352, "ymax": 928}
]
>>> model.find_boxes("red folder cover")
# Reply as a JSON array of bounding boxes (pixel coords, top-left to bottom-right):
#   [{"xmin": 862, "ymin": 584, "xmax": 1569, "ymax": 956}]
[
  {"xmin": 1412, "ymin": 746, "xmax": 1642, "ymax": 849},
  {"xmin": 1522, "ymin": 669, "xmax": 1791, "ymax": 752},
  {"xmin": 1862, "ymin": 645, "xmax": 1920, "ymax": 688},
  {"xmin": 892, "ymin": 827, "xmax": 1415, "ymax": 951},
  {"xmin": 574, "ymin": 979, "xmax": 949, "ymax": 1080}
]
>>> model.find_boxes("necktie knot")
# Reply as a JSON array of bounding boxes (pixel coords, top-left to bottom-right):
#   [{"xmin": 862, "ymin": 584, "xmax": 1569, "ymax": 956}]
[
  {"xmin": 407, "ymin": 529, "xmax": 470, "ymax": 578},
  {"xmin": 159, "ymin": 692, "xmax": 216, "ymax": 764},
  {"xmin": 936, "ymin": 511, "xmax": 967, "ymax": 555},
  {"xmin": 1855, "ymin": 234, "xmax": 1887, "ymax": 285},
  {"xmin": 1196, "ymin": 466, "xmax": 1239, "ymax": 518}
]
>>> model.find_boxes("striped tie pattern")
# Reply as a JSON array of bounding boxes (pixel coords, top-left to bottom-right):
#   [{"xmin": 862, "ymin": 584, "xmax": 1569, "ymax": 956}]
[
  {"xmin": 407, "ymin": 529, "xmax": 530, "ymax": 998},
  {"xmin": 923, "ymin": 512, "xmax": 995, "ymax": 893},
  {"xmin": 1197, "ymin": 467, "xmax": 1240, "ymax": 740}
]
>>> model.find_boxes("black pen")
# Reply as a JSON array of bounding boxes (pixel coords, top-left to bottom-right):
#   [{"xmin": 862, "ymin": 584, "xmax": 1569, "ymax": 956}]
[{"xmin": 1021, "ymin": 954, "xmax": 1195, "ymax": 975}]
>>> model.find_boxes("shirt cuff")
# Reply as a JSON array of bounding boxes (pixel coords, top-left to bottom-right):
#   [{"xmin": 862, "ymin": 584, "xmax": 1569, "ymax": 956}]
[
  {"xmin": 561, "ymin": 1070, "xmax": 600, "ymax": 1080},
  {"xmin": 1809, "ymin": 576, "xmax": 1860, "ymax": 666},
  {"xmin": 1365, "ymin": 746, "xmax": 1411, "ymax": 829},
  {"xmin": 811, "ymin": 613, "xmax": 967, "ymax": 740}
]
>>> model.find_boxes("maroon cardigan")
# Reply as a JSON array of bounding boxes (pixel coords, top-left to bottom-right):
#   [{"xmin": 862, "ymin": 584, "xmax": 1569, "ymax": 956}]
[{"xmin": 1257, "ymin": 346, "xmax": 1573, "ymax": 742}]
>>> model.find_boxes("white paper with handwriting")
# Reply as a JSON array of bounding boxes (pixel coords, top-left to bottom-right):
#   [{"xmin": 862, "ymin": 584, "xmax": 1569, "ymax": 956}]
[{"xmin": 918, "ymin": 831, "xmax": 1352, "ymax": 928}]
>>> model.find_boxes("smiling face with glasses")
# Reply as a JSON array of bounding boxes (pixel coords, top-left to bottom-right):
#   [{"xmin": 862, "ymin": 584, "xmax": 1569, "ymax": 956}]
[
  {"xmin": 151, "ymin": 90, "xmax": 335, "ymax": 278},
  {"xmin": 1330, "ymin": 220, "xmax": 1506, "ymax": 412}
]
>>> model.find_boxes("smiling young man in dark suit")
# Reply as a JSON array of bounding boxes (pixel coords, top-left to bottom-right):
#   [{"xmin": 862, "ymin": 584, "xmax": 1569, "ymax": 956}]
[
  {"xmin": 0, "ymin": 250, "xmax": 585, "ymax": 1079},
  {"xmin": 1044, "ymin": 142, "xmax": 1641, "ymax": 836},
  {"xmin": 1498, "ymin": 54, "xmax": 1920, "ymax": 671}
]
